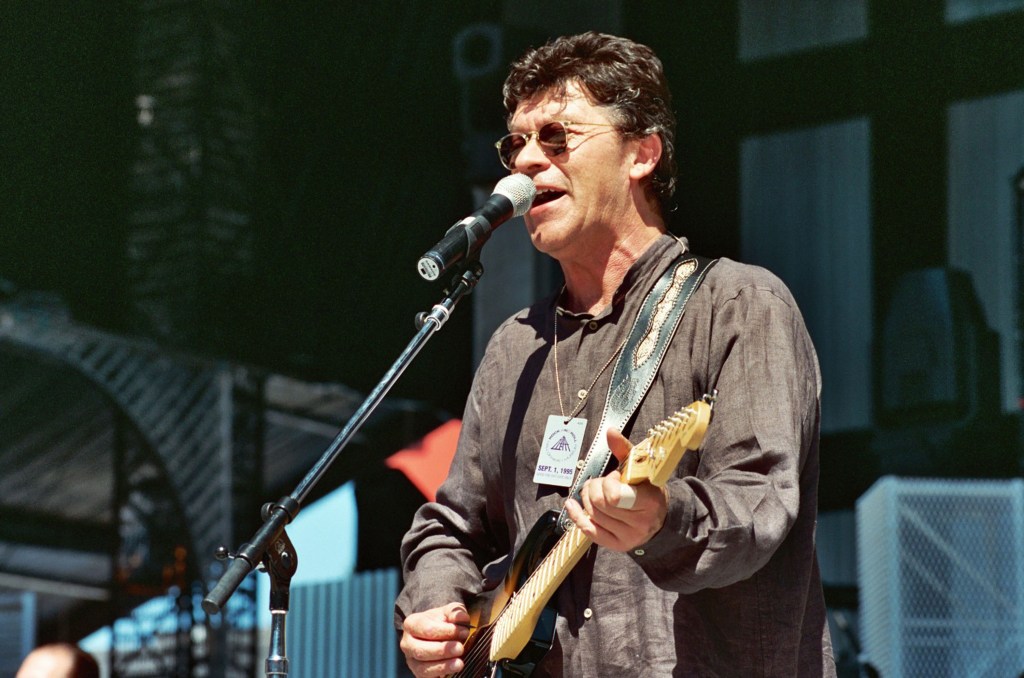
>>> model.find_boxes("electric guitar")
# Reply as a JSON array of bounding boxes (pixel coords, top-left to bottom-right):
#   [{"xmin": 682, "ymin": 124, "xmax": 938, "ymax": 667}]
[{"xmin": 450, "ymin": 398, "xmax": 713, "ymax": 678}]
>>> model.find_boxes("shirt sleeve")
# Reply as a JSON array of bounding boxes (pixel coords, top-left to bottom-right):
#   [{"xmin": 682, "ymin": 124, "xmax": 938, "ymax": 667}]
[
  {"xmin": 394, "ymin": 337, "xmax": 511, "ymax": 626},
  {"xmin": 633, "ymin": 277, "xmax": 821, "ymax": 593}
]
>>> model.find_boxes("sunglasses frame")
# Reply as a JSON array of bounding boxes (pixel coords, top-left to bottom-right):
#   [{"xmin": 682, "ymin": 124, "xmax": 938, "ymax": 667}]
[{"xmin": 494, "ymin": 120, "xmax": 619, "ymax": 170}]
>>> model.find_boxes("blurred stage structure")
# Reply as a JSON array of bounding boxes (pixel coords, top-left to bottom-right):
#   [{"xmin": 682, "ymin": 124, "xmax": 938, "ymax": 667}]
[
  {"xmin": 127, "ymin": 0, "xmax": 257, "ymax": 350},
  {"xmin": 0, "ymin": 293, "xmax": 259, "ymax": 675},
  {"xmin": 0, "ymin": 294, "xmax": 439, "ymax": 675},
  {"xmin": 2, "ymin": 0, "xmax": 265, "ymax": 671}
]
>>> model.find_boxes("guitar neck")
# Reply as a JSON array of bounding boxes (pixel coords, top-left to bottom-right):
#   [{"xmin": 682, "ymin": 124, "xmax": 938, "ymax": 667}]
[{"xmin": 489, "ymin": 522, "xmax": 591, "ymax": 661}]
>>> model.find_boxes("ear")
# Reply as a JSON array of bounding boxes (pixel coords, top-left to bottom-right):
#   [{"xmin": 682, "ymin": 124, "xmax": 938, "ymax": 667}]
[{"xmin": 628, "ymin": 133, "xmax": 662, "ymax": 182}]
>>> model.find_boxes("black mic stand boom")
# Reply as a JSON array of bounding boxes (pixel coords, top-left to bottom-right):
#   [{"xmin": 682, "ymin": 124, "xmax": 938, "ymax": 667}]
[{"xmin": 202, "ymin": 260, "xmax": 485, "ymax": 677}]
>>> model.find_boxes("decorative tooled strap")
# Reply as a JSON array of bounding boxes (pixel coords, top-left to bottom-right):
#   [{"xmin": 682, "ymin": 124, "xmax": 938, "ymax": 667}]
[{"xmin": 557, "ymin": 254, "xmax": 717, "ymax": 532}]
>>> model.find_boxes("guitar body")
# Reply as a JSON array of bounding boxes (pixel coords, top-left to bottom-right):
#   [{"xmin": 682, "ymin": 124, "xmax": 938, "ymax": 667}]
[{"xmin": 453, "ymin": 511, "xmax": 561, "ymax": 678}]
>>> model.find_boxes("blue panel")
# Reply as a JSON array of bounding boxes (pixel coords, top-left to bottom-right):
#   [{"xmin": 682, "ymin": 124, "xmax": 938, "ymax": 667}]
[{"xmin": 287, "ymin": 569, "xmax": 401, "ymax": 678}]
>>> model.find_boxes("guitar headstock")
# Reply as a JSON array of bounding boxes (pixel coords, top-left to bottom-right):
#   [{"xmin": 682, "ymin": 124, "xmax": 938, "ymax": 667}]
[{"xmin": 619, "ymin": 400, "xmax": 712, "ymax": 487}]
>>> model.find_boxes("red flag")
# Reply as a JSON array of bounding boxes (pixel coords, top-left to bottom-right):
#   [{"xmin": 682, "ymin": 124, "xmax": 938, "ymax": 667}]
[{"xmin": 385, "ymin": 419, "xmax": 461, "ymax": 502}]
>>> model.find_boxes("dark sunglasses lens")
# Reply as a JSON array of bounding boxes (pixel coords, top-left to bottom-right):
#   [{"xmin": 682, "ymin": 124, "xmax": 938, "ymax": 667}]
[
  {"xmin": 498, "ymin": 123, "xmax": 569, "ymax": 168},
  {"xmin": 499, "ymin": 135, "xmax": 525, "ymax": 168},
  {"xmin": 537, "ymin": 122, "xmax": 568, "ymax": 150}
]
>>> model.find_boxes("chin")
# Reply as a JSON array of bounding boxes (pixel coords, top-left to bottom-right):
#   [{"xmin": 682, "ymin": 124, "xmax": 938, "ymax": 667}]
[{"xmin": 531, "ymin": 235, "xmax": 572, "ymax": 261}]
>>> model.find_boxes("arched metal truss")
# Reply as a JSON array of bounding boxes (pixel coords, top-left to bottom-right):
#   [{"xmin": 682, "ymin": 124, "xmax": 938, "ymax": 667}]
[{"xmin": 0, "ymin": 301, "xmax": 260, "ymax": 675}]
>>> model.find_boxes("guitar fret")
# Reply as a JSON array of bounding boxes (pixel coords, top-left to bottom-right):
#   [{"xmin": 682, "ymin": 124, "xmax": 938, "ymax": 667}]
[{"xmin": 495, "ymin": 523, "xmax": 593, "ymax": 653}]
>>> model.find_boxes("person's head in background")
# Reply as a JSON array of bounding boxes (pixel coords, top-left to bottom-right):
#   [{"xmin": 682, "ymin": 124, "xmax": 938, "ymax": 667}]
[{"xmin": 16, "ymin": 643, "xmax": 100, "ymax": 678}]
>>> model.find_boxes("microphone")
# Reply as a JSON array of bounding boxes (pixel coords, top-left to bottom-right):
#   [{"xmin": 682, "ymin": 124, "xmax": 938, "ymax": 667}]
[{"xmin": 417, "ymin": 174, "xmax": 536, "ymax": 281}]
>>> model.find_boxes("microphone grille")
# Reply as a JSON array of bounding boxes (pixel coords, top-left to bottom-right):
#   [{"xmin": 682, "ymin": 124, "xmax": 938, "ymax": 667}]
[{"xmin": 493, "ymin": 174, "xmax": 537, "ymax": 217}]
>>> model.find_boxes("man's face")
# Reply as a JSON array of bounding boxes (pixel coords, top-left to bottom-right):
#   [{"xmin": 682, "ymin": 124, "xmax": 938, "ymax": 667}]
[{"xmin": 508, "ymin": 81, "xmax": 638, "ymax": 262}]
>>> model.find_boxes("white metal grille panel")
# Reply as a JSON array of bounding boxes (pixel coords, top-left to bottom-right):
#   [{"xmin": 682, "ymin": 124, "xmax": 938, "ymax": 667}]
[{"xmin": 858, "ymin": 477, "xmax": 1024, "ymax": 677}]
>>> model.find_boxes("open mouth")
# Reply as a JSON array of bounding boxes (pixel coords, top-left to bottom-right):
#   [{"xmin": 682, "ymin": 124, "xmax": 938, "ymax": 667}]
[{"xmin": 533, "ymin": 188, "xmax": 565, "ymax": 207}]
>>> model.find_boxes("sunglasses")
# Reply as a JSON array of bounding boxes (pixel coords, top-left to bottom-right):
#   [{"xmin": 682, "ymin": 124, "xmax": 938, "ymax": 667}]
[{"xmin": 494, "ymin": 120, "xmax": 619, "ymax": 170}]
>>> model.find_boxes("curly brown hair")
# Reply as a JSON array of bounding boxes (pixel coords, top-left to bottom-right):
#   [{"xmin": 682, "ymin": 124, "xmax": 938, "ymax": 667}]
[{"xmin": 502, "ymin": 32, "xmax": 677, "ymax": 215}]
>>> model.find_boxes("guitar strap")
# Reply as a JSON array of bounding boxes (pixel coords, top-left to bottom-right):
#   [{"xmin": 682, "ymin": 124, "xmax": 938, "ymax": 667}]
[{"xmin": 557, "ymin": 252, "xmax": 717, "ymax": 532}]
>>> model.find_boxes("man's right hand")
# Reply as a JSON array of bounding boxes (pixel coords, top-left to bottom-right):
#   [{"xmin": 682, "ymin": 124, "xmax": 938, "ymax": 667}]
[{"xmin": 400, "ymin": 602, "xmax": 471, "ymax": 677}]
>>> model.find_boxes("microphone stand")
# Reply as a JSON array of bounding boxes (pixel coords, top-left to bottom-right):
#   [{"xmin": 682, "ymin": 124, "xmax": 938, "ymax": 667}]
[{"xmin": 202, "ymin": 259, "xmax": 485, "ymax": 677}]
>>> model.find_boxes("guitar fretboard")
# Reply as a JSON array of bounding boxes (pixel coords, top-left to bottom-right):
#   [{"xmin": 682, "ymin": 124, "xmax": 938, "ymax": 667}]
[{"xmin": 490, "ymin": 520, "xmax": 591, "ymax": 660}]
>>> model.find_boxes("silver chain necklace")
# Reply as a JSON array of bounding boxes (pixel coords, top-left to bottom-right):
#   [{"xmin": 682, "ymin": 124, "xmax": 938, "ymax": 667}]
[{"xmin": 553, "ymin": 310, "xmax": 627, "ymax": 424}]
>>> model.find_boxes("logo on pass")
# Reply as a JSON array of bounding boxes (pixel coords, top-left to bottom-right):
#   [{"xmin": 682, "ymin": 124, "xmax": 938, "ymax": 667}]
[{"xmin": 549, "ymin": 435, "xmax": 573, "ymax": 454}]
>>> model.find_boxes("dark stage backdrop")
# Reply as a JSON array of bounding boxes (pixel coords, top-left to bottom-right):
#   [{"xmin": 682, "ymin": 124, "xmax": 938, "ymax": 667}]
[{"xmin": 0, "ymin": 2, "xmax": 509, "ymax": 418}]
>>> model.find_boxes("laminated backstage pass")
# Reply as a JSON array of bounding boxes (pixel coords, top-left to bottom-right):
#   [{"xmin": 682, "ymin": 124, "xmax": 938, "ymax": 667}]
[{"xmin": 534, "ymin": 415, "xmax": 587, "ymax": 487}]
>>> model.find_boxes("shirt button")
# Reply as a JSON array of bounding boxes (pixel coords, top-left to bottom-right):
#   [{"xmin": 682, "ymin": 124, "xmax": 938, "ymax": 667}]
[
  {"xmin": 577, "ymin": 388, "xmax": 588, "ymax": 400},
  {"xmin": 576, "ymin": 459, "xmax": 586, "ymax": 469},
  {"xmin": 583, "ymin": 608, "xmax": 593, "ymax": 619},
  {"xmin": 587, "ymin": 320, "xmax": 598, "ymax": 330},
  {"xmin": 634, "ymin": 548, "xmax": 646, "ymax": 556}
]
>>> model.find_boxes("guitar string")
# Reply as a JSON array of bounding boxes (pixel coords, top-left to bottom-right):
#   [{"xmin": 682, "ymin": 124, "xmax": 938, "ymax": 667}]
[
  {"xmin": 459, "ymin": 525, "xmax": 577, "ymax": 677},
  {"xmin": 495, "ymin": 522, "xmax": 582, "ymax": 638},
  {"xmin": 458, "ymin": 624, "xmax": 494, "ymax": 676},
  {"xmin": 461, "ymin": 619, "xmax": 496, "ymax": 674}
]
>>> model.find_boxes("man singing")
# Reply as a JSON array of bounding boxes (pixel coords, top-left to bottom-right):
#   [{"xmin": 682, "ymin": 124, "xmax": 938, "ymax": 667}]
[{"xmin": 396, "ymin": 32, "xmax": 835, "ymax": 677}]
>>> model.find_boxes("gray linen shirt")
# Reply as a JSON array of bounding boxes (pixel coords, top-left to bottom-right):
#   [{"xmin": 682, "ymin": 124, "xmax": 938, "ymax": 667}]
[{"xmin": 397, "ymin": 235, "xmax": 836, "ymax": 677}]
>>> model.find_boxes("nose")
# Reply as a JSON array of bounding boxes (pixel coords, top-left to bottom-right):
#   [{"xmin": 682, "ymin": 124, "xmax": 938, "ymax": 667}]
[{"xmin": 512, "ymin": 133, "xmax": 550, "ymax": 174}]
